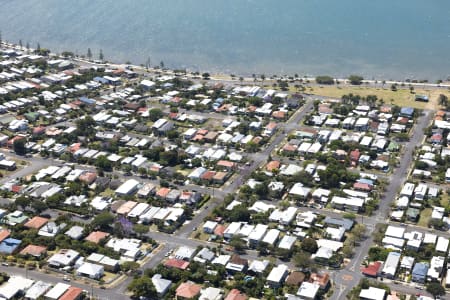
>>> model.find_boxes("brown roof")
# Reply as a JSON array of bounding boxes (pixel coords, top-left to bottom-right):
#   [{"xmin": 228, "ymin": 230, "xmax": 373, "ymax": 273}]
[
  {"xmin": 225, "ymin": 289, "xmax": 248, "ymax": 300},
  {"xmin": 214, "ymin": 225, "xmax": 226, "ymax": 236},
  {"xmin": 111, "ymin": 200, "xmax": 126, "ymax": 212},
  {"xmin": 201, "ymin": 171, "xmax": 216, "ymax": 181},
  {"xmin": 285, "ymin": 271, "xmax": 306, "ymax": 286},
  {"xmin": 318, "ymin": 104, "xmax": 333, "ymax": 114},
  {"xmin": 192, "ymin": 134, "xmax": 204, "ymax": 142},
  {"xmin": 0, "ymin": 230, "xmax": 10, "ymax": 243},
  {"xmin": 266, "ymin": 122, "xmax": 277, "ymax": 130},
  {"xmin": 156, "ymin": 187, "xmax": 171, "ymax": 198},
  {"xmin": 124, "ymin": 102, "xmax": 140, "ymax": 111},
  {"xmin": 85, "ymin": 231, "xmax": 110, "ymax": 244},
  {"xmin": 196, "ymin": 129, "xmax": 208, "ymax": 136},
  {"xmin": 266, "ymin": 160, "xmax": 281, "ymax": 171},
  {"xmin": 252, "ymin": 136, "xmax": 262, "ymax": 144},
  {"xmin": 20, "ymin": 244, "xmax": 47, "ymax": 257},
  {"xmin": 116, "ymin": 201, "xmax": 138, "ymax": 215},
  {"xmin": 59, "ymin": 287, "xmax": 83, "ymax": 300},
  {"xmin": 436, "ymin": 110, "xmax": 446, "ymax": 117},
  {"xmin": 213, "ymin": 171, "xmax": 228, "ymax": 181},
  {"xmin": 217, "ymin": 160, "xmax": 236, "ymax": 169},
  {"xmin": 204, "ymin": 131, "xmax": 219, "ymax": 141},
  {"xmin": 79, "ymin": 171, "xmax": 97, "ymax": 184},
  {"xmin": 380, "ymin": 105, "xmax": 392, "ymax": 113},
  {"xmin": 309, "ymin": 272, "xmax": 330, "ymax": 289},
  {"xmin": 283, "ymin": 143, "xmax": 297, "ymax": 152},
  {"xmin": 230, "ymin": 254, "xmax": 247, "ymax": 266},
  {"xmin": 176, "ymin": 282, "xmax": 201, "ymax": 299},
  {"xmin": 272, "ymin": 111, "xmax": 286, "ymax": 119},
  {"xmin": 68, "ymin": 143, "xmax": 81, "ymax": 153},
  {"xmin": 24, "ymin": 216, "xmax": 49, "ymax": 229}
]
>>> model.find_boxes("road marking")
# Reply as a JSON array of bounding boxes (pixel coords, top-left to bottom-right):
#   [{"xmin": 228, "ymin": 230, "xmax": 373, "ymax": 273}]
[{"xmin": 342, "ymin": 274, "xmax": 353, "ymax": 281}]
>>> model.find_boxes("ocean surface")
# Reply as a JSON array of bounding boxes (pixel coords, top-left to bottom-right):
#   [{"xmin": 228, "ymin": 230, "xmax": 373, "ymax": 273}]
[{"xmin": 0, "ymin": 0, "xmax": 449, "ymax": 80}]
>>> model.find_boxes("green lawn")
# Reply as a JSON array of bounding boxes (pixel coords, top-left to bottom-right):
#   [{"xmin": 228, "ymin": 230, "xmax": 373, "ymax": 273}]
[
  {"xmin": 417, "ymin": 208, "xmax": 432, "ymax": 227},
  {"xmin": 440, "ymin": 192, "xmax": 449, "ymax": 207},
  {"xmin": 304, "ymin": 85, "xmax": 450, "ymax": 110}
]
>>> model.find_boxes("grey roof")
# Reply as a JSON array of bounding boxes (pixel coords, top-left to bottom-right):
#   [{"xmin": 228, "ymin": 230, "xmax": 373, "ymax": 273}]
[
  {"xmin": 412, "ymin": 262, "xmax": 429, "ymax": 277},
  {"xmin": 196, "ymin": 248, "xmax": 215, "ymax": 261},
  {"xmin": 324, "ymin": 217, "xmax": 354, "ymax": 231}
]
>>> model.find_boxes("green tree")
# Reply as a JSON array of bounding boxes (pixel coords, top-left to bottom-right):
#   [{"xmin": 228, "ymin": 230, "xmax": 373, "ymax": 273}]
[
  {"xmin": 128, "ymin": 276, "xmax": 157, "ymax": 299},
  {"xmin": 229, "ymin": 236, "xmax": 246, "ymax": 253},
  {"xmin": 15, "ymin": 196, "xmax": 30, "ymax": 210},
  {"xmin": 92, "ymin": 212, "xmax": 115, "ymax": 230},
  {"xmin": 348, "ymin": 75, "xmax": 363, "ymax": 85},
  {"xmin": 121, "ymin": 261, "xmax": 139, "ymax": 272},
  {"xmin": 13, "ymin": 138, "xmax": 26, "ymax": 155},
  {"xmin": 438, "ymin": 94, "xmax": 448, "ymax": 107},
  {"xmin": 133, "ymin": 224, "xmax": 149, "ymax": 237},
  {"xmin": 352, "ymin": 224, "xmax": 366, "ymax": 241},
  {"xmin": 31, "ymin": 201, "xmax": 48, "ymax": 213},
  {"xmin": 293, "ymin": 251, "xmax": 312, "ymax": 269},
  {"xmin": 228, "ymin": 205, "xmax": 250, "ymax": 222},
  {"xmin": 426, "ymin": 282, "xmax": 445, "ymax": 297},
  {"xmin": 95, "ymin": 155, "xmax": 112, "ymax": 172},
  {"xmin": 315, "ymin": 75, "xmax": 334, "ymax": 85},
  {"xmin": 301, "ymin": 237, "xmax": 318, "ymax": 253},
  {"xmin": 148, "ymin": 108, "xmax": 164, "ymax": 122},
  {"xmin": 75, "ymin": 116, "xmax": 96, "ymax": 138},
  {"xmin": 342, "ymin": 245, "xmax": 354, "ymax": 258}
]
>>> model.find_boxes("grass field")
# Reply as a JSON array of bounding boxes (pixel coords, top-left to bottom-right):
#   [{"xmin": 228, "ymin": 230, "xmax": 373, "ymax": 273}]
[
  {"xmin": 302, "ymin": 85, "xmax": 450, "ymax": 110},
  {"xmin": 417, "ymin": 208, "xmax": 432, "ymax": 227},
  {"xmin": 440, "ymin": 192, "xmax": 449, "ymax": 208}
]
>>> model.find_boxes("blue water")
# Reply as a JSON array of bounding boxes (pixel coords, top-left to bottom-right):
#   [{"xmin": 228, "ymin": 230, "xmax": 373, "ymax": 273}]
[{"xmin": 0, "ymin": 0, "xmax": 449, "ymax": 80}]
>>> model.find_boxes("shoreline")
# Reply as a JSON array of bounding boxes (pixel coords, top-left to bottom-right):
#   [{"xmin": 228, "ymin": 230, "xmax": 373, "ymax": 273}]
[{"xmin": 1, "ymin": 41, "xmax": 449, "ymax": 90}]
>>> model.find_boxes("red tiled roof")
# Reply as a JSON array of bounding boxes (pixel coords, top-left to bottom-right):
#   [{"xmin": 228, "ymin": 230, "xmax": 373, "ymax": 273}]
[
  {"xmin": 362, "ymin": 261, "xmax": 382, "ymax": 277},
  {"xmin": 59, "ymin": 287, "xmax": 83, "ymax": 300},
  {"xmin": 164, "ymin": 258, "xmax": 190, "ymax": 270},
  {"xmin": 214, "ymin": 225, "xmax": 225, "ymax": 236},
  {"xmin": 266, "ymin": 160, "xmax": 280, "ymax": 171},
  {"xmin": 350, "ymin": 149, "xmax": 361, "ymax": 161},
  {"xmin": 24, "ymin": 216, "xmax": 49, "ymax": 229},
  {"xmin": 156, "ymin": 187, "xmax": 170, "ymax": 198},
  {"xmin": 79, "ymin": 172, "xmax": 97, "ymax": 184},
  {"xmin": 85, "ymin": 231, "xmax": 109, "ymax": 244},
  {"xmin": 11, "ymin": 185, "xmax": 22, "ymax": 193},
  {"xmin": 20, "ymin": 244, "xmax": 47, "ymax": 257},
  {"xmin": 0, "ymin": 230, "xmax": 10, "ymax": 243},
  {"xmin": 225, "ymin": 289, "xmax": 248, "ymax": 300},
  {"xmin": 176, "ymin": 282, "xmax": 201, "ymax": 299},
  {"xmin": 353, "ymin": 182, "xmax": 372, "ymax": 191},
  {"xmin": 201, "ymin": 171, "xmax": 216, "ymax": 181},
  {"xmin": 217, "ymin": 160, "xmax": 236, "ymax": 169}
]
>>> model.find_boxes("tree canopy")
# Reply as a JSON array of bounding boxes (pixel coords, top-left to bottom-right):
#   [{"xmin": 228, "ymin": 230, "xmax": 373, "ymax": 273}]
[
  {"xmin": 128, "ymin": 276, "xmax": 157, "ymax": 299},
  {"xmin": 348, "ymin": 75, "xmax": 364, "ymax": 85}
]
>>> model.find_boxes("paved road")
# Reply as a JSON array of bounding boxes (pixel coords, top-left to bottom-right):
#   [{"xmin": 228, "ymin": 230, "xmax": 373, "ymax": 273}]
[{"xmin": 329, "ymin": 110, "xmax": 434, "ymax": 300}]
